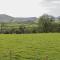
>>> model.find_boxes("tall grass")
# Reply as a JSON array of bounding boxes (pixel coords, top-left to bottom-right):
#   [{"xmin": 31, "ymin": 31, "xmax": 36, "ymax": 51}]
[{"xmin": 0, "ymin": 33, "xmax": 60, "ymax": 60}]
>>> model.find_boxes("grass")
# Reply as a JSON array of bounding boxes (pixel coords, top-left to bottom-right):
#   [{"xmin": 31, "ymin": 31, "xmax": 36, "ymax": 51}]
[{"xmin": 0, "ymin": 33, "xmax": 60, "ymax": 60}]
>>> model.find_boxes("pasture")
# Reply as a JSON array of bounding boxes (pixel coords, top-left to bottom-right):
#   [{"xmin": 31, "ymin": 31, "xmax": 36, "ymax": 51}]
[{"xmin": 0, "ymin": 33, "xmax": 60, "ymax": 60}]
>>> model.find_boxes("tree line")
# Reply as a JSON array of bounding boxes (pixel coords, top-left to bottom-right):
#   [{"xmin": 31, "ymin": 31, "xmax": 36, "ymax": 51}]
[{"xmin": 0, "ymin": 14, "xmax": 60, "ymax": 34}]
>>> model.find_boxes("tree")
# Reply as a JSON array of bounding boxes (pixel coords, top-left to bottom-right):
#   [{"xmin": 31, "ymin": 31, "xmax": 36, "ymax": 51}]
[
  {"xmin": 38, "ymin": 14, "xmax": 55, "ymax": 32},
  {"xmin": 0, "ymin": 22, "xmax": 7, "ymax": 33}
]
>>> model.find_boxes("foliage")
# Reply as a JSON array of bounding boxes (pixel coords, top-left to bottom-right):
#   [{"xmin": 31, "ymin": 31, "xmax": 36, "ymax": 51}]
[{"xmin": 0, "ymin": 14, "xmax": 60, "ymax": 34}]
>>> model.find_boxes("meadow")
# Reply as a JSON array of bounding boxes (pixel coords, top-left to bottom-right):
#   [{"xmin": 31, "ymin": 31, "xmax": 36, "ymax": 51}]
[{"xmin": 0, "ymin": 33, "xmax": 60, "ymax": 60}]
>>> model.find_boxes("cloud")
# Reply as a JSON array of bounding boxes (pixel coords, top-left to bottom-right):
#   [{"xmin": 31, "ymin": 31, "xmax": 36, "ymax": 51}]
[
  {"xmin": 0, "ymin": 0, "xmax": 60, "ymax": 17},
  {"xmin": 40, "ymin": 0, "xmax": 60, "ymax": 16}
]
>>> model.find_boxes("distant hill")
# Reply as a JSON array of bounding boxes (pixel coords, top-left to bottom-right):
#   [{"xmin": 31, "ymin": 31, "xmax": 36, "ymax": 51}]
[
  {"xmin": 0, "ymin": 14, "xmax": 14, "ymax": 22},
  {"xmin": 0, "ymin": 14, "xmax": 37, "ymax": 23}
]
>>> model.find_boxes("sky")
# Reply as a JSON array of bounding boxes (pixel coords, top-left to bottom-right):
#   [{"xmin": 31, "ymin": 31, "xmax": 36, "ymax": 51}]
[{"xmin": 0, "ymin": 0, "xmax": 60, "ymax": 17}]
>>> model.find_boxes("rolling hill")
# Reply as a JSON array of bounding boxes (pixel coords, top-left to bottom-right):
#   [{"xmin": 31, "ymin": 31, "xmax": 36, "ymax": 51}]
[{"xmin": 0, "ymin": 14, "xmax": 37, "ymax": 23}]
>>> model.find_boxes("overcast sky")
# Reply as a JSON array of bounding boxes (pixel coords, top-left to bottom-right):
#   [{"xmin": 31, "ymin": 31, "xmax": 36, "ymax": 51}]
[{"xmin": 0, "ymin": 0, "xmax": 60, "ymax": 17}]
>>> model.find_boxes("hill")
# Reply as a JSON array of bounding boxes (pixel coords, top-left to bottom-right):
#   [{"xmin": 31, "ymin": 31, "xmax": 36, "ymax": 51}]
[{"xmin": 0, "ymin": 14, "xmax": 37, "ymax": 23}]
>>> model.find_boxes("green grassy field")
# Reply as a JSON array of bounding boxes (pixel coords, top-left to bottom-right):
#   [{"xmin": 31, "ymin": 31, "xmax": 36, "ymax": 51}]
[{"xmin": 0, "ymin": 33, "xmax": 60, "ymax": 60}]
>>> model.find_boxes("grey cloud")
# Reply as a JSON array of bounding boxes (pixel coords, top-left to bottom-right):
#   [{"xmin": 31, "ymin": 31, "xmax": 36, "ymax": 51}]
[
  {"xmin": 44, "ymin": 0, "xmax": 60, "ymax": 2},
  {"xmin": 40, "ymin": 0, "xmax": 60, "ymax": 16}
]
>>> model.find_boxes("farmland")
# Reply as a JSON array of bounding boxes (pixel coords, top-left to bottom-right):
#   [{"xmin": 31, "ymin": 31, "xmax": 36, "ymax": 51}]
[{"xmin": 0, "ymin": 33, "xmax": 60, "ymax": 60}]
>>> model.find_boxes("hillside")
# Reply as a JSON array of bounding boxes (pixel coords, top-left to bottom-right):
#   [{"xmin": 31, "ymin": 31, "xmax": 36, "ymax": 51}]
[{"xmin": 0, "ymin": 14, "xmax": 37, "ymax": 23}]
